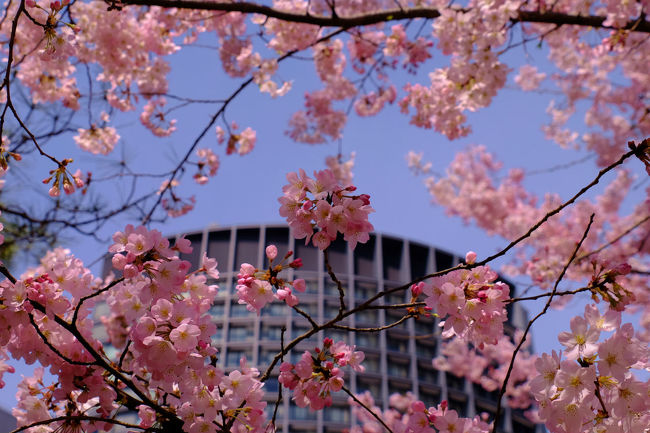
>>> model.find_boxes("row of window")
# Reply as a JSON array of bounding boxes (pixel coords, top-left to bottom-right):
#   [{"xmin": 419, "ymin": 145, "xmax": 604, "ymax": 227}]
[{"xmin": 176, "ymin": 227, "xmax": 457, "ymax": 281}]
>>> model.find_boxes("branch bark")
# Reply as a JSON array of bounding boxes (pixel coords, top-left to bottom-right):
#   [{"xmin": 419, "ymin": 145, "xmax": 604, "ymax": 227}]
[{"xmin": 119, "ymin": 1, "xmax": 650, "ymax": 33}]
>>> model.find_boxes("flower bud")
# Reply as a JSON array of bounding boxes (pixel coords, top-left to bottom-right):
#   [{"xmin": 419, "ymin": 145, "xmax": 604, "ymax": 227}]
[{"xmin": 266, "ymin": 245, "xmax": 278, "ymax": 261}]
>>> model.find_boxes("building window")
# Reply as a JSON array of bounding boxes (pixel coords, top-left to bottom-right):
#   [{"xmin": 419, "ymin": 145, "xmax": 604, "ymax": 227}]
[
  {"xmin": 210, "ymin": 302, "xmax": 225, "ymax": 317},
  {"xmin": 228, "ymin": 325, "xmax": 253, "ymax": 341},
  {"xmin": 292, "ymin": 302, "xmax": 317, "ymax": 317},
  {"xmin": 322, "ymin": 405, "xmax": 350, "ymax": 424},
  {"xmin": 409, "ymin": 243, "xmax": 429, "ymax": 280},
  {"xmin": 324, "ymin": 280, "xmax": 347, "ymax": 297},
  {"xmin": 292, "ymin": 325, "xmax": 310, "ymax": 340},
  {"xmin": 417, "ymin": 362, "xmax": 438, "ymax": 384},
  {"xmin": 354, "ymin": 235, "xmax": 375, "ymax": 277},
  {"xmin": 434, "ymin": 249, "xmax": 454, "ymax": 272},
  {"xmin": 382, "ymin": 237, "xmax": 403, "ymax": 281},
  {"xmin": 230, "ymin": 302, "xmax": 252, "ymax": 317},
  {"xmin": 261, "ymin": 325, "xmax": 284, "ymax": 341},
  {"xmin": 264, "ymin": 376, "xmax": 280, "ymax": 394},
  {"xmin": 448, "ymin": 395, "xmax": 467, "ymax": 417},
  {"xmin": 226, "ymin": 350, "xmax": 251, "ymax": 367},
  {"xmin": 290, "ymin": 403, "xmax": 317, "ymax": 420},
  {"xmin": 355, "ymin": 310, "xmax": 378, "ymax": 325},
  {"xmin": 259, "ymin": 350, "xmax": 279, "ymax": 366},
  {"xmin": 325, "ymin": 234, "xmax": 348, "ymax": 274},
  {"xmin": 386, "ymin": 360, "xmax": 409, "ymax": 378},
  {"xmin": 388, "ymin": 380, "xmax": 411, "ymax": 396},
  {"xmin": 235, "ymin": 228, "xmax": 259, "ymax": 268},
  {"xmin": 207, "ymin": 230, "xmax": 231, "ymax": 273},
  {"xmin": 418, "ymin": 386, "xmax": 440, "ymax": 407},
  {"xmin": 355, "ymin": 281, "xmax": 378, "ymax": 302},
  {"xmin": 386, "ymin": 334, "xmax": 408, "ymax": 353},
  {"xmin": 178, "ymin": 233, "xmax": 202, "ymax": 271},
  {"xmin": 355, "ymin": 333, "xmax": 378, "ymax": 348},
  {"xmin": 415, "ymin": 342, "xmax": 436, "ymax": 359},
  {"xmin": 264, "ymin": 227, "xmax": 289, "ymax": 267},
  {"xmin": 363, "ymin": 355, "xmax": 380, "ymax": 372},
  {"xmin": 356, "ymin": 377, "xmax": 381, "ymax": 396},
  {"xmin": 262, "ymin": 302, "xmax": 285, "ymax": 317},
  {"xmin": 446, "ymin": 373, "xmax": 465, "ymax": 392},
  {"xmin": 295, "ymin": 239, "xmax": 319, "ymax": 271}
]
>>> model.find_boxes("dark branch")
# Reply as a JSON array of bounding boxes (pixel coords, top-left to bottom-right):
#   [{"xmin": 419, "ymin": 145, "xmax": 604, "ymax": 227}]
[{"xmin": 119, "ymin": 1, "xmax": 650, "ymax": 33}]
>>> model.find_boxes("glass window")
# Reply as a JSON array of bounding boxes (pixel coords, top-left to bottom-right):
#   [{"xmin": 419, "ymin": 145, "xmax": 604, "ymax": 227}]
[
  {"xmin": 305, "ymin": 279, "xmax": 319, "ymax": 294},
  {"xmin": 178, "ymin": 233, "xmax": 202, "ymax": 271},
  {"xmin": 417, "ymin": 364, "xmax": 438, "ymax": 384},
  {"xmin": 355, "ymin": 281, "xmax": 377, "ymax": 301},
  {"xmin": 210, "ymin": 302, "xmax": 225, "ymax": 317},
  {"xmin": 292, "ymin": 302, "xmax": 317, "ymax": 317},
  {"xmin": 324, "ymin": 280, "xmax": 347, "ymax": 297},
  {"xmin": 415, "ymin": 343, "xmax": 436, "ymax": 359},
  {"xmin": 261, "ymin": 325, "xmax": 285, "ymax": 341},
  {"xmin": 325, "ymin": 234, "xmax": 348, "ymax": 274},
  {"xmin": 295, "ymin": 238, "xmax": 319, "ymax": 271},
  {"xmin": 356, "ymin": 333, "xmax": 378, "ymax": 348},
  {"xmin": 235, "ymin": 228, "xmax": 259, "ymax": 268},
  {"xmin": 356, "ymin": 377, "xmax": 381, "ymax": 396},
  {"xmin": 355, "ymin": 310, "xmax": 378, "ymax": 325},
  {"xmin": 387, "ymin": 361, "xmax": 409, "ymax": 378},
  {"xmin": 418, "ymin": 386, "xmax": 440, "ymax": 407},
  {"xmin": 448, "ymin": 396, "xmax": 467, "ymax": 417},
  {"xmin": 363, "ymin": 355, "xmax": 380, "ymax": 373},
  {"xmin": 226, "ymin": 350, "xmax": 251, "ymax": 367},
  {"xmin": 228, "ymin": 325, "xmax": 253, "ymax": 340},
  {"xmin": 446, "ymin": 372, "xmax": 465, "ymax": 391},
  {"xmin": 434, "ymin": 249, "xmax": 454, "ymax": 272},
  {"xmin": 230, "ymin": 302, "xmax": 252, "ymax": 317},
  {"xmin": 290, "ymin": 403, "xmax": 316, "ymax": 420},
  {"xmin": 353, "ymin": 235, "xmax": 375, "ymax": 277},
  {"xmin": 324, "ymin": 302, "xmax": 341, "ymax": 320},
  {"xmin": 388, "ymin": 380, "xmax": 410, "ymax": 396},
  {"xmin": 259, "ymin": 350, "xmax": 279, "ymax": 366},
  {"xmin": 382, "ymin": 237, "xmax": 403, "ymax": 281},
  {"xmin": 264, "ymin": 227, "xmax": 289, "ymax": 267},
  {"xmin": 262, "ymin": 302, "xmax": 285, "ymax": 317},
  {"xmin": 264, "ymin": 376, "xmax": 280, "ymax": 393},
  {"xmin": 322, "ymin": 405, "xmax": 349, "ymax": 424},
  {"xmin": 292, "ymin": 325, "xmax": 310, "ymax": 339},
  {"xmin": 409, "ymin": 243, "xmax": 429, "ymax": 280},
  {"xmin": 386, "ymin": 335, "xmax": 408, "ymax": 352},
  {"xmin": 325, "ymin": 329, "xmax": 348, "ymax": 343},
  {"xmin": 207, "ymin": 230, "xmax": 231, "ymax": 273}
]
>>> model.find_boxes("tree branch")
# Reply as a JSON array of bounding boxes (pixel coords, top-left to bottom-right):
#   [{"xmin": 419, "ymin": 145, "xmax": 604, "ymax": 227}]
[{"xmin": 119, "ymin": 1, "xmax": 650, "ymax": 33}]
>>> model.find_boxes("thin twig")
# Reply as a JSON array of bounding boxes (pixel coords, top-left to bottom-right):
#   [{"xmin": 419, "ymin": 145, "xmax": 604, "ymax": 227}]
[
  {"xmin": 324, "ymin": 249, "xmax": 346, "ymax": 314},
  {"xmin": 491, "ymin": 213, "xmax": 595, "ymax": 433},
  {"xmin": 342, "ymin": 386, "xmax": 394, "ymax": 433}
]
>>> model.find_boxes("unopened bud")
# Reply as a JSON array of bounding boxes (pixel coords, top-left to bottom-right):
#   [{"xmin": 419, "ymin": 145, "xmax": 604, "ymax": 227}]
[
  {"xmin": 265, "ymin": 245, "xmax": 278, "ymax": 261},
  {"xmin": 465, "ymin": 251, "xmax": 477, "ymax": 264}
]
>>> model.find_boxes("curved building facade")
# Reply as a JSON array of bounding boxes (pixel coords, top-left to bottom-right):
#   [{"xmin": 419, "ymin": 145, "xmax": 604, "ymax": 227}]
[{"xmin": 163, "ymin": 224, "xmax": 539, "ymax": 433}]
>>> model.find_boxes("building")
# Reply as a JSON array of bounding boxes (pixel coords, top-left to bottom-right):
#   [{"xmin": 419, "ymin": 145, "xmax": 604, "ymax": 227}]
[
  {"xmin": 166, "ymin": 224, "xmax": 539, "ymax": 433},
  {"xmin": 0, "ymin": 405, "xmax": 16, "ymax": 433}
]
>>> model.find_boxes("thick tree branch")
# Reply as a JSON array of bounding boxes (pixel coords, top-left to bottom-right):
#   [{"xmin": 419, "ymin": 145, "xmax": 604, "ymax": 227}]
[{"xmin": 119, "ymin": 1, "xmax": 650, "ymax": 33}]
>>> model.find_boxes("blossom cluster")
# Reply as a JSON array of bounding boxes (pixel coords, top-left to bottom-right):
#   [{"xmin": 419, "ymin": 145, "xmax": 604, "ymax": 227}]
[
  {"xmin": 278, "ymin": 168, "xmax": 374, "ymax": 250},
  {"xmin": 236, "ymin": 244, "xmax": 306, "ymax": 312},
  {"xmin": 279, "ymin": 338, "xmax": 364, "ymax": 410},
  {"xmin": 417, "ymin": 256, "xmax": 510, "ymax": 348},
  {"xmin": 349, "ymin": 392, "xmax": 491, "ymax": 433},
  {"xmin": 531, "ymin": 304, "xmax": 649, "ymax": 433},
  {"xmin": 433, "ymin": 333, "xmax": 538, "ymax": 410}
]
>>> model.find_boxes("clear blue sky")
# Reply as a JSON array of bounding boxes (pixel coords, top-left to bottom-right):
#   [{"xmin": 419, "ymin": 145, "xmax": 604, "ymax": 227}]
[{"xmin": 0, "ymin": 25, "xmax": 644, "ymax": 411}]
